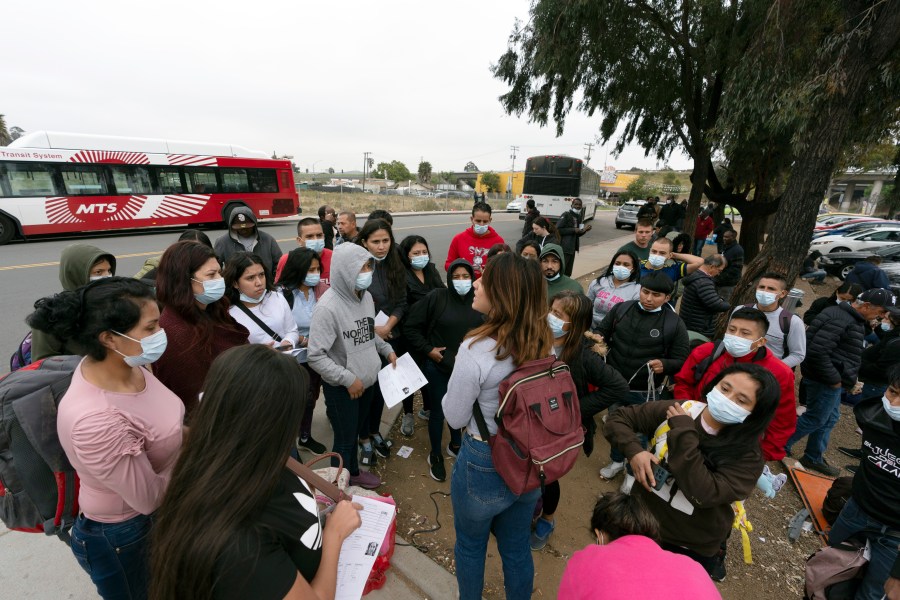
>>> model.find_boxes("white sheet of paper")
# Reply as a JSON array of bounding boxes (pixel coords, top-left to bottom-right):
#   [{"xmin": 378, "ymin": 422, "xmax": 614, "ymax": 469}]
[
  {"xmin": 334, "ymin": 495, "xmax": 397, "ymax": 600},
  {"xmin": 377, "ymin": 353, "xmax": 428, "ymax": 409},
  {"xmin": 374, "ymin": 311, "xmax": 389, "ymax": 327},
  {"xmin": 396, "ymin": 445, "xmax": 413, "ymax": 458},
  {"xmin": 283, "ymin": 347, "xmax": 307, "ymax": 360}
]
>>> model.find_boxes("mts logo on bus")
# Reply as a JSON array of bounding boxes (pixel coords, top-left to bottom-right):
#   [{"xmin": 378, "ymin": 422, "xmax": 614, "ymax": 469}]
[{"xmin": 75, "ymin": 203, "xmax": 118, "ymax": 214}]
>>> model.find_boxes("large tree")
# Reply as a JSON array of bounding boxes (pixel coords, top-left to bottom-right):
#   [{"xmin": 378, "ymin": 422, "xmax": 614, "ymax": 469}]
[
  {"xmin": 492, "ymin": 0, "xmax": 766, "ymax": 244},
  {"xmin": 371, "ymin": 160, "xmax": 412, "ymax": 182},
  {"xmin": 417, "ymin": 160, "xmax": 432, "ymax": 183},
  {"xmin": 721, "ymin": 0, "xmax": 900, "ymax": 302}
]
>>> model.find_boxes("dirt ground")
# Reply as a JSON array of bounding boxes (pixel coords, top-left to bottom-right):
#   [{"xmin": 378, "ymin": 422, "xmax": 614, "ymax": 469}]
[{"xmin": 370, "ymin": 274, "xmax": 863, "ymax": 600}]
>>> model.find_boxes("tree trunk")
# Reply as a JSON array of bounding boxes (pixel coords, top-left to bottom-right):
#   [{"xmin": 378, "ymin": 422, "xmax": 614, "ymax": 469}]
[
  {"xmin": 732, "ymin": 2, "xmax": 900, "ymax": 306},
  {"xmin": 683, "ymin": 151, "xmax": 710, "ymax": 240}
]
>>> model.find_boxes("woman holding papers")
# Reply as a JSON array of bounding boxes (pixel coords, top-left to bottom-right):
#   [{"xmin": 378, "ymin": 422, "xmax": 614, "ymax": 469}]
[
  {"xmin": 150, "ymin": 345, "xmax": 363, "ymax": 600},
  {"xmin": 355, "ymin": 219, "xmax": 409, "ymax": 454},
  {"xmin": 442, "ymin": 252, "xmax": 554, "ymax": 600},
  {"xmin": 308, "ymin": 243, "xmax": 397, "ymax": 490},
  {"xmin": 276, "ymin": 247, "xmax": 332, "ymax": 456}
]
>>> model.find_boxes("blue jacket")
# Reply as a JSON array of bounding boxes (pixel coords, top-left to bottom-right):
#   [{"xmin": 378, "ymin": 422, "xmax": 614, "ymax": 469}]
[{"xmin": 845, "ymin": 261, "xmax": 890, "ymax": 290}]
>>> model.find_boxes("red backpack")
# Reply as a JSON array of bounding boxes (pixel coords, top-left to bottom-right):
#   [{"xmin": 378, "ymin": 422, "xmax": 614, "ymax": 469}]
[{"xmin": 473, "ymin": 356, "xmax": 583, "ymax": 495}]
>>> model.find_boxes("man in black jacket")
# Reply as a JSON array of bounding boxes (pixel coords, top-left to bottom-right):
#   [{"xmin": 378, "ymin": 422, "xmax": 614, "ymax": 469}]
[
  {"xmin": 714, "ymin": 229, "xmax": 743, "ymax": 302},
  {"xmin": 555, "ymin": 198, "xmax": 593, "ymax": 276},
  {"xmin": 827, "ymin": 364, "xmax": 900, "ymax": 600},
  {"xmin": 678, "ymin": 254, "xmax": 729, "ymax": 339},
  {"xmin": 318, "ymin": 205, "xmax": 337, "ymax": 250},
  {"xmin": 786, "ymin": 288, "xmax": 892, "ymax": 476}
]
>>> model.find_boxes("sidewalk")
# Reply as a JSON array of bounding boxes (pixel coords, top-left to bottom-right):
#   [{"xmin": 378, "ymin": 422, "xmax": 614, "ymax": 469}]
[{"xmin": 0, "ymin": 232, "xmax": 631, "ymax": 600}]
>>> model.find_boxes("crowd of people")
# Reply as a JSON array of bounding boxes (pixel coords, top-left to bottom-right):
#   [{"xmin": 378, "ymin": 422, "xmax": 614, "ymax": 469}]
[{"xmin": 21, "ymin": 198, "xmax": 900, "ymax": 600}]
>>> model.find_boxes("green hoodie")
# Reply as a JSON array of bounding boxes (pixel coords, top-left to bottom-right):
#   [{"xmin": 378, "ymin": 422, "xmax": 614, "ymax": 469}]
[
  {"xmin": 31, "ymin": 244, "xmax": 117, "ymax": 361},
  {"xmin": 540, "ymin": 243, "xmax": 584, "ymax": 302}
]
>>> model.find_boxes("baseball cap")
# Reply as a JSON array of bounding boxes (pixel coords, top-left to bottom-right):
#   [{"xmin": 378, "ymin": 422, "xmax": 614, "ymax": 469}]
[{"xmin": 857, "ymin": 288, "xmax": 894, "ymax": 307}]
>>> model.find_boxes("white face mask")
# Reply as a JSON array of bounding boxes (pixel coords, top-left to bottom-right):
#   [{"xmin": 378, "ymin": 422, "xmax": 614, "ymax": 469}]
[
  {"xmin": 883, "ymin": 395, "xmax": 900, "ymax": 421},
  {"xmin": 473, "ymin": 224, "xmax": 489, "ymax": 236},
  {"xmin": 648, "ymin": 254, "xmax": 666, "ymax": 268},
  {"xmin": 722, "ymin": 334, "xmax": 761, "ymax": 358},
  {"xmin": 90, "ymin": 275, "xmax": 112, "ymax": 282},
  {"xmin": 453, "ymin": 279, "xmax": 472, "ymax": 296},
  {"xmin": 305, "ymin": 239, "xmax": 325, "ymax": 255},
  {"xmin": 112, "ymin": 329, "xmax": 168, "ymax": 367},
  {"xmin": 756, "ymin": 290, "xmax": 778, "ymax": 306},
  {"xmin": 612, "ymin": 265, "xmax": 631, "ymax": 281},
  {"xmin": 706, "ymin": 386, "xmax": 751, "ymax": 425}
]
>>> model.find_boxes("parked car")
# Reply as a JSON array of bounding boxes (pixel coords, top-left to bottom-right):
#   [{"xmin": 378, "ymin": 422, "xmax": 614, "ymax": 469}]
[
  {"xmin": 615, "ymin": 199, "xmax": 647, "ymax": 229},
  {"xmin": 818, "ymin": 244, "xmax": 900, "ymax": 280},
  {"xmin": 810, "ymin": 227, "xmax": 900, "ymax": 253},
  {"xmin": 814, "ymin": 213, "xmax": 876, "ymax": 227},
  {"xmin": 812, "ymin": 220, "xmax": 898, "ymax": 240},
  {"xmin": 814, "ymin": 216, "xmax": 881, "ymax": 232},
  {"xmin": 434, "ymin": 191, "xmax": 471, "ymax": 199},
  {"xmin": 878, "ymin": 262, "xmax": 900, "ymax": 298},
  {"xmin": 506, "ymin": 198, "xmax": 524, "ymax": 213}
]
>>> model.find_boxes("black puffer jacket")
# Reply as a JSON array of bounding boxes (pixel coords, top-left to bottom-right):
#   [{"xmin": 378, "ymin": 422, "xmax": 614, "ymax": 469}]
[
  {"xmin": 678, "ymin": 270, "xmax": 731, "ymax": 338},
  {"xmin": 859, "ymin": 328, "xmax": 900, "ymax": 386},
  {"xmin": 555, "ymin": 210, "xmax": 584, "ymax": 254},
  {"xmin": 801, "ymin": 303, "xmax": 866, "ymax": 387},
  {"xmin": 596, "ymin": 301, "xmax": 690, "ymax": 389}
]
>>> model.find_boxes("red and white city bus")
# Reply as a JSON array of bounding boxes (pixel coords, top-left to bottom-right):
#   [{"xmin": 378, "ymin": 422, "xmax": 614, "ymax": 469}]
[{"xmin": 0, "ymin": 131, "xmax": 300, "ymax": 245}]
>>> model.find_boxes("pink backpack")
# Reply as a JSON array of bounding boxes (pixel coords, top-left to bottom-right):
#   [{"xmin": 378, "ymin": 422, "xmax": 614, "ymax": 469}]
[{"xmin": 473, "ymin": 356, "xmax": 583, "ymax": 495}]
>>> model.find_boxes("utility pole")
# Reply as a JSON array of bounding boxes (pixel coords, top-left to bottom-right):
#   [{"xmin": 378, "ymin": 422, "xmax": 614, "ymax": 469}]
[
  {"xmin": 362, "ymin": 152, "xmax": 371, "ymax": 195},
  {"xmin": 509, "ymin": 146, "xmax": 519, "ymax": 199},
  {"xmin": 584, "ymin": 143, "xmax": 594, "ymax": 165}
]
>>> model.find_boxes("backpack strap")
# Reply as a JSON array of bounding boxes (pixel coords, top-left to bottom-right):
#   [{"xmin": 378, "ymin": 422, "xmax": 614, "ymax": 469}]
[
  {"xmin": 281, "ymin": 286, "xmax": 295, "ymax": 310},
  {"xmin": 778, "ymin": 309, "xmax": 793, "ymax": 360},
  {"xmin": 660, "ymin": 306, "xmax": 679, "ymax": 359},
  {"xmin": 692, "ymin": 340, "xmax": 727, "ymax": 385},
  {"xmin": 609, "ymin": 300, "xmax": 637, "ymax": 341},
  {"xmin": 234, "ymin": 299, "xmax": 283, "ymax": 343}
]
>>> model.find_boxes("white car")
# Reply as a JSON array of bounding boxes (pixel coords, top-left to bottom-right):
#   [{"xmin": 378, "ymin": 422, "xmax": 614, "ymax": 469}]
[
  {"xmin": 506, "ymin": 199, "xmax": 524, "ymax": 213},
  {"xmin": 810, "ymin": 227, "xmax": 900, "ymax": 253}
]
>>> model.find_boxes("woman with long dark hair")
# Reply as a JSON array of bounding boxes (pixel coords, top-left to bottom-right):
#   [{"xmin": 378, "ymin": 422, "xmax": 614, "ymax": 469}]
[
  {"xmin": 586, "ymin": 250, "xmax": 641, "ymax": 329},
  {"xmin": 28, "ymin": 277, "xmax": 183, "ymax": 600},
  {"xmin": 150, "ymin": 345, "xmax": 362, "ymax": 600},
  {"xmin": 604, "ymin": 363, "xmax": 779, "ymax": 580},
  {"xmin": 442, "ymin": 252, "xmax": 554, "ymax": 599},
  {"xmin": 153, "ymin": 241, "xmax": 248, "ymax": 420},
  {"xmin": 803, "ymin": 281, "xmax": 863, "ymax": 325},
  {"xmin": 224, "ymin": 251, "xmax": 299, "ymax": 350},
  {"xmin": 276, "ymin": 247, "xmax": 331, "ymax": 455},
  {"xmin": 531, "ymin": 291, "xmax": 630, "ymax": 550},
  {"xmin": 356, "ymin": 219, "xmax": 410, "ymax": 448}
]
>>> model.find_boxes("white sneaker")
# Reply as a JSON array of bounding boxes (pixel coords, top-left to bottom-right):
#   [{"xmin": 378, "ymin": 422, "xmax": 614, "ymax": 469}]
[
  {"xmin": 620, "ymin": 474, "xmax": 635, "ymax": 494},
  {"xmin": 599, "ymin": 461, "xmax": 625, "ymax": 480}
]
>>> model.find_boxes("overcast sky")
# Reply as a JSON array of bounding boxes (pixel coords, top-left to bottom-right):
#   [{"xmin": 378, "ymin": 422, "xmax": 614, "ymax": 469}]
[{"xmin": 3, "ymin": 0, "xmax": 692, "ymax": 174}]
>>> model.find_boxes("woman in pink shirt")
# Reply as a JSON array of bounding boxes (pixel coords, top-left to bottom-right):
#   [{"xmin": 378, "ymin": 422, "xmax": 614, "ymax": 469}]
[
  {"xmin": 558, "ymin": 492, "xmax": 721, "ymax": 600},
  {"xmin": 28, "ymin": 277, "xmax": 183, "ymax": 600}
]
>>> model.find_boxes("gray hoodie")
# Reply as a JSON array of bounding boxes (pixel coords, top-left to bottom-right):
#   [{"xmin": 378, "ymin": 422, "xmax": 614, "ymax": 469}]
[{"xmin": 308, "ymin": 244, "xmax": 393, "ymax": 388}]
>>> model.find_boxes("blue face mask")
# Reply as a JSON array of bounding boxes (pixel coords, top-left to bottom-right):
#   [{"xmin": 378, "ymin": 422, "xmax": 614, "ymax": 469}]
[
  {"xmin": 411, "ymin": 255, "xmax": 429, "ymax": 270},
  {"xmin": 612, "ymin": 265, "xmax": 631, "ymax": 281},
  {"xmin": 113, "ymin": 329, "xmax": 168, "ymax": 367},
  {"xmin": 239, "ymin": 291, "xmax": 264, "ymax": 304},
  {"xmin": 304, "ymin": 273, "xmax": 321, "ymax": 287},
  {"xmin": 648, "ymin": 254, "xmax": 666, "ymax": 268},
  {"xmin": 547, "ymin": 313, "xmax": 569, "ymax": 338},
  {"xmin": 305, "ymin": 239, "xmax": 325, "ymax": 254},
  {"xmin": 881, "ymin": 321, "xmax": 892, "ymax": 332},
  {"xmin": 355, "ymin": 271, "xmax": 373, "ymax": 291},
  {"xmin": 371, "ymin": 253, "xmax": 386, "ymax": 263},
  {"xmin": 453, "ymin": 279, "xmax": 472, "ymax": 296},
  {"xmin": 705, "ymin": 386, "xmax": 751, "ymax": 425},
  {"xmin": 639, "ymin": 302, "xmax": 662, "ymax": 313},
  {"xmin": 473, "ymin": 224, "xmax": 489, "ymax": 236},
  {"xmin": 882, "ymin": 395, "xmax": 900, "ymax": 421},
  {"xmin": 192, "ymin": 277, "xmax": 226, "ymax": 305},
  {"xmin": 756, "ymin": 290, "xmax": 778, "ymax": 306},
  {"xmin": 546, "ymin": 273, "xmax": 561, "ymax": 282}
]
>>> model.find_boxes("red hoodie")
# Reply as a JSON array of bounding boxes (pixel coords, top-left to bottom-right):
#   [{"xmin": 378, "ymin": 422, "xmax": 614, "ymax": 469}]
[
  {"xmin": 444, "ymin": 226, "xmax": 504, "ymax": 278},
  {"xmin": 673, "ymin": 342, "xmax": 796, "ymax": 461},
  {"xmin": 695, "ymin": 215, "xmax": 714, "ymax": 240}
]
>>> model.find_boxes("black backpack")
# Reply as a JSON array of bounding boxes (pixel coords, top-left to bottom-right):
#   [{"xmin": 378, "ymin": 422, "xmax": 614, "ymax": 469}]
[{"xmin": 0, "ymin": 355, "xmax": 80, "ymax": 541}]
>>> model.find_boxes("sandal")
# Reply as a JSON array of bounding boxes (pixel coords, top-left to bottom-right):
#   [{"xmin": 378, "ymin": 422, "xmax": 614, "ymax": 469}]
[{"xmin": 359, "ymin": 442, "xmax": 377, "ymax": 467}]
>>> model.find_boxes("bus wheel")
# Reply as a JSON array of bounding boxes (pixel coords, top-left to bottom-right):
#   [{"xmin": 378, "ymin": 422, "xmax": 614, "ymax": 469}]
[{"xmin": 0, "ymin": 214, "xmax": 16, "ymax": 245}]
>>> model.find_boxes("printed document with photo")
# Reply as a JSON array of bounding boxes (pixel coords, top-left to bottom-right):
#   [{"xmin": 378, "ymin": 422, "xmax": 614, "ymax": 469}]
[
  {"xmin": 334, "ymin": 495, "xmax": 396, "ymax": 600},
  {"xmin": 377, "ymin": 352, "xmax": 428, "ymax": 409}
]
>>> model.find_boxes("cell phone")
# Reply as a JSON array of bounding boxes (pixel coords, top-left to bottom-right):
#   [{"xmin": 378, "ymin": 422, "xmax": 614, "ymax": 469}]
[{"xmin": 651, "ymin": 464, "xmax": 671, "ymax": 491}]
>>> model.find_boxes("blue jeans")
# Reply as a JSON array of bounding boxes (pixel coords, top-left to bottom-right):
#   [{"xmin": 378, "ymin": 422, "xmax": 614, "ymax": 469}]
[
  {"xmin": 323, "ymin": 382, "xmax": 373, "ymax": 476},
  {"xmin": 451, "ymin": 434, "xmax": 540, "ymax": 600},
  {"xmin": 786, "ymin": 378, "xmax": 842, "ymax": 463},
  {"xmin": 422, "ymin": 361, "xmax": 461, "ymax": 456},
  {"xmin": 828, "ymin": 497, "xmax": 900, "ymax": 600},
  {"xmin": 610, "ymin": 391, "xmax": 651, "ymax": 463},
  {"xmin": 692, "ymin": 238, "xmax": 705, "ymax": 256},
  {"xmin": 800, "ymin": 270, "xmax": 827, "ymax": 283},
  {"xmin": 70, "ymin": 513, "xmax": 153, "ymax": 600}
]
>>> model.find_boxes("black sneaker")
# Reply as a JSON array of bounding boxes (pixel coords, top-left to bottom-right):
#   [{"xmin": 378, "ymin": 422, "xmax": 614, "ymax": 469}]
[
  {"xmin": 371, "ymin": 433, "xmax": 392, "ymax": 459},
  {"xmin": 800, "ymin": 456, "xmax": 841, "ymax": 477},
  {"xmin": 838, "ymin": 446, "xmax": 863, "ymax": 459},
  {"xmin": 709, "ymin": 551, "xmax": 727, "ymax": 582},
  {"xmin": 428, "ymin": 453, "xmax": 446, "ymax": 482},
  {"xmin": 297, "ymin": 435, "xmax": 327, "ymax": 456}
]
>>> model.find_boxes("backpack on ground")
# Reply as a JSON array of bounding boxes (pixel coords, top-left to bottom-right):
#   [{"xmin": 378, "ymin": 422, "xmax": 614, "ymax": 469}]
[
  {"xmin": 472, "ymin": 356, "xmax": 583, "ymax": 495},
  {"xmin": 9, "ymin": 332, "xmax": 33, "ymax": 372},
  {"xmin": 0, "ymin": 355, "xmax": 81, "ymax": 540},
  {"xmin": 742, "ymin": 303, "xmax": 794, "ymax": 360},
  {"xmin": 804, "ymin": 540, "xmax": 867, "ymax": 600}
]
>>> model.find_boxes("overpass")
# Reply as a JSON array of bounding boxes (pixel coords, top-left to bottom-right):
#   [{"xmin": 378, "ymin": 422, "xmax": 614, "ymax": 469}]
[{"xmin": 826, "ymin": 169, "xmax": 897, "ymax": 213}]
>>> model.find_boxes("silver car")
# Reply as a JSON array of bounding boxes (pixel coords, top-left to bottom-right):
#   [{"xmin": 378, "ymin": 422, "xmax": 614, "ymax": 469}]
[{"xmin": 615, "ymin": 200, "xmax": 647, "ymax": 229}]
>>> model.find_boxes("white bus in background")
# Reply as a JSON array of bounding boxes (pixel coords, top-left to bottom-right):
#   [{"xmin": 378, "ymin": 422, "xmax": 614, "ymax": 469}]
[{"xmin": 515, "ymin": 155, "xmax": 601, "ymax": 222}]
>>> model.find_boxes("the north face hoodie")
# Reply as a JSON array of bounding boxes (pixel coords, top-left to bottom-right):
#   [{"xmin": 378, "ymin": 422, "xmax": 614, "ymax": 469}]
[{"xmin": 308, "ymin": 243, "xmax": 393, "ymax": 388}]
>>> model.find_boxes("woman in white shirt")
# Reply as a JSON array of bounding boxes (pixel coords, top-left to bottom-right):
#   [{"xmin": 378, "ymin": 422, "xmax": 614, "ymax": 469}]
[{"xmin": 224, "ymin": 252, "xmax": 300, "ymax": 349}]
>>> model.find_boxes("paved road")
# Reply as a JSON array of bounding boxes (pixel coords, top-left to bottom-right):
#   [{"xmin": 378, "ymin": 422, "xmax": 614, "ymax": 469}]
[{"xmin": 0, "ymin": 210, "xmax": 621, "ymax": 374}]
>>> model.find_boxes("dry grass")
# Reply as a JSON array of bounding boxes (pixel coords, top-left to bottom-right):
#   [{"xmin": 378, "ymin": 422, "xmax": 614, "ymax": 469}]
[{"xmin": 298, "ymin": 190, "xmax": 513, "ymax": 215}]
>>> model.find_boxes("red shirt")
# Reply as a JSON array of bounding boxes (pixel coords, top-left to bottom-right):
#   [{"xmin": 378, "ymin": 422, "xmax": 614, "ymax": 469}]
[
  {"xmin": 696, "ymin": 215, "xmax": 714, "ymax": 240},
  {"xmin": 444, "ymin": 226, "xmax": 504, "ymax": 278},
  {"xmin": 275, "ymin": 248, "xmax": 332, "ymax": 288},
  {"xmin": 673, "ymin": 342, "xmax": 797, "ymax": 461}
]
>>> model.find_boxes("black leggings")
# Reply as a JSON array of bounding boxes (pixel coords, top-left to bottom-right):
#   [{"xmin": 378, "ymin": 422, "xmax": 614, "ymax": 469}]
[
  {"xmin": 540, "ymin": 481, "xmax": 561, "ymax": 516},
  {"xmin": 660, "ymin": 540, "xmax": 725, "ymax": 576}
]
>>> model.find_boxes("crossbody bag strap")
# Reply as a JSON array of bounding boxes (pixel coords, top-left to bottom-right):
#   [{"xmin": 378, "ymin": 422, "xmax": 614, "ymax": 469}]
[
  {"xmin": 471, "ymin": 401, "xmax": 492, "ymax": 440},
  {"xmin": 234, "ymin": 301, "xmax": 283, "ymax": 343},
  {"xmin": 285, "ymin": 456, "xmax": 348, "ymax": 502}
]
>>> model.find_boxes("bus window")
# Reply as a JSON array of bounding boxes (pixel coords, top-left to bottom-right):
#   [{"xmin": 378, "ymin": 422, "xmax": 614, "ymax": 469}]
[
  {"xmin": 156, "ymin": 168, "xmax": 184, "ymax": 194},
  {"xmin": 249, "ymin": 169, "xmax": 278, "ymax": 193},
  {"xmin": 60, "ymin": 165, "xmax": 108, "ymax": 196},
  {"xmin": 108, "ymin": 165, "xmax": 152, "ymax": 195},
  {"xmin": 2, "ymin": 162, "xmax": 59, "ymax": 197},
  {"xmin": 187, "ymin": 169, "xmax": 219, "ymax": 194},
  {"xmin": 221, "ymin": 168, "xmax": 250, "ymax": 193}
]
